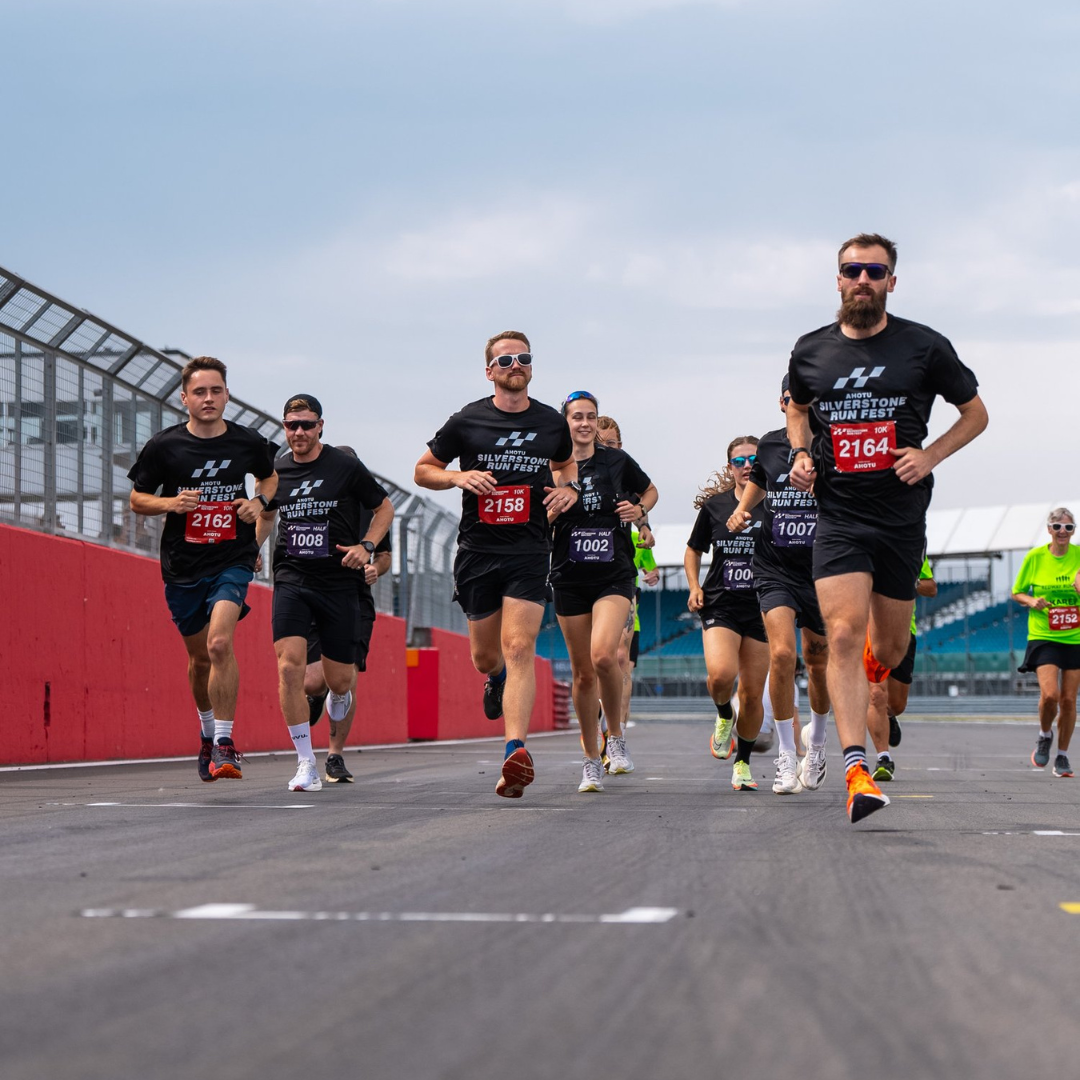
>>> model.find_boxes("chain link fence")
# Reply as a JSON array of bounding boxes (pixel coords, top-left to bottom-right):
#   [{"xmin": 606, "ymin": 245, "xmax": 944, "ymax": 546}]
[{"xmin": 0, "ymin": 266, "xmax": 465, "ymax": 642}]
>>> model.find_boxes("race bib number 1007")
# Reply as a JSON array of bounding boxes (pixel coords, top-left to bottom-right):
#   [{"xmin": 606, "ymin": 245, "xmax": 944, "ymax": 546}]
[
  {"xmin": 830, "ymin": 420, "xmax": 896, "ymax": 473},
  {"xmin": 185, "ymin": 501, "xmax": 236, "ymax": 544},
  {"xmin": 479, "ymin": 486, "xmax": 531, "ymax": 525}
]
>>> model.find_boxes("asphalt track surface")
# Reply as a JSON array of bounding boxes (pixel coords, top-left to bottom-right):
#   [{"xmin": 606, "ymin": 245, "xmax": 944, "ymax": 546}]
[{"xmin": 3, "ymin": 718, "xmax": 1079, "ymax": 1080}]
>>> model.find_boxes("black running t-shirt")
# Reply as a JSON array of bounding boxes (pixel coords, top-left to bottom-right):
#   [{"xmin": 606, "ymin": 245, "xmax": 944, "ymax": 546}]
[
  {"xmin": 686, "ymin": 489, "xmax": 763, "ymax": 611},
  {"xmin": 427, "ymin": 397, "xmax": 573, "ymax": 554},
  {"xmin": 550, "ymin": 446, "xmax": 652, "ymax": 587},
  {"xmin": 270, "ymin": 445, "xmax": 389, "ymax": 590},
  {"xmin": 787, "ymin": 314, "xmax": 978, "ymax": 528},
  {"xmin": 127, "ymin": 421, "xmax": 278, "ymax": 584},
  {"xmin": 749, "ymin": 426, "xmax": 818, "ymax": 584}
]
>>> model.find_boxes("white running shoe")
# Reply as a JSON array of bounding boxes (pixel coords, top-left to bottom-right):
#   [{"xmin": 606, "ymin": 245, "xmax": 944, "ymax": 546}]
[
  {"xmin": 606, "ymin": 735, "xmax": 634, "ymax": 774},
  {"xmin": 772, "ymin": 749, "xmax": 803, "ymax": 794},
  {"xmin": 288, "ymin": 759, "xmax": 323, "ymax": 792},
  {"xmin": 798, "ymin": 743, "xmax": 828, "ymax": 790},
  {"xmin": 327, "ymin": 690, "xmax": 353, "ymax": 722},
  {"xmin": 578, "ymin": 757, "xmax": 605, "ymax": 793}
]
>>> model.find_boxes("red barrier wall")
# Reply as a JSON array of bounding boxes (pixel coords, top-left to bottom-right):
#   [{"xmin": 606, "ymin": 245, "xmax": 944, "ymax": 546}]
[
  {"xmin": 0, "ymin": 524, "xmax": 408, "ymax": 765},
  {"xmin": 407, "ymin": 626, "xmax": 554, "ymax": 740}
]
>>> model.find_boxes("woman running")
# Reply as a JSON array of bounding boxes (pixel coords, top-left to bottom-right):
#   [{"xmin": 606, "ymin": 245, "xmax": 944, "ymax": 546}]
[
  {"xmin": 550, "ymin": 392, "xmax": 659, "ymax": 793},
  {"xmin": 685, "ymin": 437, "xmax": 769, "ymax": 792},
  {"xmin": 1012, "ymin": 507, "xmax": 1080, "ymax": 777},
  {"xmin": 596, "ymin": 415, "xmax": 660, "ymax": 752}
]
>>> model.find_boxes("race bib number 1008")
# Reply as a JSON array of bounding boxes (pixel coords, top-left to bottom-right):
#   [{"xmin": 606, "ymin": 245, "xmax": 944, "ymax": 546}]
[
  {"xmin": 830, "ymin": 420, "xmax": 896, "ymax": 473},
  {"xmin": 185, "ymin": 501, "xmax": 236, "ymax": 544},
  {"xmin": 479, "ymin": 486, "xmax": 531, "ymax": 525}
]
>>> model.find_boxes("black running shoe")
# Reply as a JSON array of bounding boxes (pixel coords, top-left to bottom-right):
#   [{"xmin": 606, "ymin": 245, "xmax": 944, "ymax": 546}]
[
  {"xmin": 209, "ymin": 738, "xmax": 243, "ymax": 780},
  {"xmin": 483, "ymin": 676, "xmax": 505, "ymax": 720},
  {"xmin": 198, "ymin": 737, "xmax": 214, "ymax": 783},
  {"xmin": 1032, "ymin": 733, "xmax": 1053, "ymax": 769},
  {"xmin": 888, "ymin": 709, "xmax": 902, "ymax": 747},
  {"xmin": 325, "ymin": 753, "xmax": 354, "ymax": 783},
  {"xmin": 307, "ymin": 692, "xmax": 327, "ymax": 728},
  {"xmin": 1053, "ymin": 753, "xmax": 1073, "ymax": 778}
]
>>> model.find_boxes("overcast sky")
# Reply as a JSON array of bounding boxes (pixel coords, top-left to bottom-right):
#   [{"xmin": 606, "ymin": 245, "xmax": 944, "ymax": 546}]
[{"xmin": 5, "ymin": 0, "xmax": 1078, "ymax": 526}]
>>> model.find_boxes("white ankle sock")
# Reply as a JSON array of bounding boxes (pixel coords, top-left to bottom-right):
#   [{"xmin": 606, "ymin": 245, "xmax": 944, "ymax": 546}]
[
  {"xmin": 214, "ymin": 720, "xmax": 234, "ymax": 743},
  {"xmin": 810, "ymin": 710, "xmax": 829, "ymax": 747},
  {"xmin": 198, "ymin": 708, "xmax": 215, "ymax": 740},
  {"xmin": 289, "ymin": 723, "xmax": 317, "ymax": 765},
  {"xmin": 775, "ymin": 719, "xmax": 795, "ymax": 754}
]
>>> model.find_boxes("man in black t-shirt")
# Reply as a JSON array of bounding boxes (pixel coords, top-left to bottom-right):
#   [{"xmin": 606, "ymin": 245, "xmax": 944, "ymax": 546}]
[
  {"xmin": 786, "ymin": 233, "xmax": 988, "ymax": 823},
  {"xmin": 256, "ymin": 395, "xmax": 394, "ymax": 793},
  {"xmin": 302, "ymin": 457, "xmax": 393, "ymax": 784},
  {"xmin": 414, "ymin": 330, "xmax": 578, "ymax": 799},
  {"xmin": 128, "ymin": 356, "xmax": 278, "ymax": 783}
]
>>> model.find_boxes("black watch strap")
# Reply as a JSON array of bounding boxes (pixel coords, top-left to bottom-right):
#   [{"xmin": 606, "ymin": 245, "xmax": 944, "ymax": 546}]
[
  {"xmin": 359, "ymin": 539, "xmax": 376, "ymax": 554},
  {"xmin": 255, "ymin": 493, "xmax": 270, "ymax": 509}
]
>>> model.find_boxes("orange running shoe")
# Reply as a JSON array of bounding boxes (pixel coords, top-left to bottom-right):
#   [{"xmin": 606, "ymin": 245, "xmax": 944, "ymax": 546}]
[
  {"xmin": 845, "ymin": 762, "xmax": 889, "ymax": 823},
  {"xmin": 863, "ymin": 633, "xmax": 891, "ymax": 684},
  {"xmin": 496, "ymin": 746, "xmax": 535, "ymax": 798}
]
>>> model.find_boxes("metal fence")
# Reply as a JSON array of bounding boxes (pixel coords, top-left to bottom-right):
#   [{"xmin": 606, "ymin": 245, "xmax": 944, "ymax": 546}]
[{"xmin": 0, "ymin": 265, "xmax": 464, "ymax": 642}]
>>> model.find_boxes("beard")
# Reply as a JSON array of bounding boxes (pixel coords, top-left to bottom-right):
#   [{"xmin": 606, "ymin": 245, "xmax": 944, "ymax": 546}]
[
  {"xmin": 837, "ymin": 288, "xmax": 887, "ymax": 330},
  {"xmin": 492, "ymin": 367, "xmax": 531, "ymax": 392}
]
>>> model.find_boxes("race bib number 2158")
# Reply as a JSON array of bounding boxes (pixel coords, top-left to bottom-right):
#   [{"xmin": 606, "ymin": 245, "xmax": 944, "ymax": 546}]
[{"xmin": 479, "ymin": 486, "xmax": 531, "ymax": 525}]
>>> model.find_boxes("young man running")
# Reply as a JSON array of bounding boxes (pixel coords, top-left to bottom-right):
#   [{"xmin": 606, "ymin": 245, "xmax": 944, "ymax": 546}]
[
  {"xmin": 728, "ymin": 375, "xmax": 831, "ymax": 795},
  {"xmin": 786, "ymin": 233, "xmax": 988, "ymax": 823},
  {"xmin": 257, "ymin": 395, "xmax": 394, "ymax": 792},
  {"xmin": 128, "ymin": 355, "xmax": 278, "ymax": 781},
  {"xmin": 414, "ymin": 331, "xmax": 578, "ymax": 799}
]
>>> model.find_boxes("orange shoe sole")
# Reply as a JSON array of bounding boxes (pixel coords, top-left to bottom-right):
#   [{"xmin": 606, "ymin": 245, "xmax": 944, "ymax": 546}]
[{"xmin": 496, "ymin": 748, "xmax": 534, "ymax": 798}]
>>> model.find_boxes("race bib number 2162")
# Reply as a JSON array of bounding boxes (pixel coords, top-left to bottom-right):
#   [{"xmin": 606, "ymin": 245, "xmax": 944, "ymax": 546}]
[{"xmin": 185, "ymin": 501, "xmax": 236, "ymax": 544}]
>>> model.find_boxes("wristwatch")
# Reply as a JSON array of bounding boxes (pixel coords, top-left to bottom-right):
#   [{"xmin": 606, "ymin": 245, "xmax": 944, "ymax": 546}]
[
  {"xmin": 563, "ymin": 481, "xmax": 582, "ymax": 494},
  {"xmin": 255, "ymin": 493, "xmax": 270, "ymax": 509},
  {"xmin": 359, "ymin": 540, "xmax": 376, "ymax": 554}
]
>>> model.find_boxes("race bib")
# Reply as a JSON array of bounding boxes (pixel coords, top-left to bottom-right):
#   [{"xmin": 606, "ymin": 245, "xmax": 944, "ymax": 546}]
[
  {"xmin": 772, "ymin": 508, "xmax": 817, "ymax": 547},
  {"xmin": 285, "ymin": 522, "xmax": 329, "ymax": 558},
  {"xmin": 1048, "ymin": 606, "xmax": 1080, "ymax": 632},
  {"xmin": 569, "ymin": 527, "xmax": 614, "ymax": 563},
  {"xmin": 831, "ymin": 420, "xmax": 896, "ymax": 473},
  {"xmin": 723, "ymin": 557, "xmax": 754, "ymax": 591},
  {"xmin": 185, "ymin": 501, "xmax": 236, "ymax": 544},
  {"xmin": 479, "ymin": 485, "xmax": 531, "ymax": 525}
]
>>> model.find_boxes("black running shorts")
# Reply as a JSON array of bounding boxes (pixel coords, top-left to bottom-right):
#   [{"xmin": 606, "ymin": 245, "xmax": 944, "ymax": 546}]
[
  {"xmin": 812, "ymin": 515, "xmax": 924, "ymax": 602},
  {"xmin": 553, "ymin": 578, "xmax": 635, "ymax": 617},
  {"xmin": 756, "ymin": 575, "xmax": 826, "ymax": 638},
  {"xmin": 453, "ymin": 549, "xmax": 551, "ymax": 621},
  {"xmin": 1019, "ymin": 639, "xmax": 1080, "ymax": 674},
  {"xmin": 889, "ymin": 633, "xmax": 918, "ymax": 685},
  {"xmin": 273, "ymin": 581, "xmax": 360, "ymax": 666},
  {"xmin": 307, "ymin": 595, "xmax": 376, "ymax": 671},
  {"xmin": 700, "ymin": 601, "xmax": 767, "ymax": 643}
]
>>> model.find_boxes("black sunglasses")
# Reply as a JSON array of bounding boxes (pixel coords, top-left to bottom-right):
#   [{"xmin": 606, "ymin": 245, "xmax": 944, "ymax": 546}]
[
  {"xmin": 840, "ymin": 262, "xmax": 891, "ymax": 281},
  {"xmin": 283, "ymin": 419, "xmax": 320, "ymax": 431},
  {"xmin": 729, "ymin": 455, "xmax": 757, "ymax": 468},
  {"xmin": 489, "ymin": 352, "xmax": 533, "ymax": 369},
  {"xmin": 1050, "ymin": 523, "xmax": 1076, "ymax": 533}
]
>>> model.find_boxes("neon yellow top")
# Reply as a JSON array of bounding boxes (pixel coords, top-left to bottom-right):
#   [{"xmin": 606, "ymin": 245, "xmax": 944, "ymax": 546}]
[
  {"xmin": 1013, "ymin": 543, "xmax": 1080, "ymax": 644},
  {"xmin": 913, "ymin": 558, "xmax": 933, "ymax": 636},
  {"xmin": 632, "ymin": 528, "xmax": 656, "ymax": 633}
]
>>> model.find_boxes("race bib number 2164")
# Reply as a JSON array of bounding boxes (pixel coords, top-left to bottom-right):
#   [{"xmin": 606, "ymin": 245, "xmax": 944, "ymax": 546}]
[{"xmin": 830, "ymin": 420, "xmax": 896, "ymax": 473}]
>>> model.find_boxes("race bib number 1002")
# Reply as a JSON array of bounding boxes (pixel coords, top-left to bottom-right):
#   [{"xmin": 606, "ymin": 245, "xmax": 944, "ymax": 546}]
[
  {"xmin": 479, "ymin": 485, "xmax": 531, "ymax": 525},
  {"xmin": 185, "ymin": 501, "xmax": 236, "ymax": 544},
  {"xmin": 830, "ymin": 420, "xmax": 896, "ymax": 473}
]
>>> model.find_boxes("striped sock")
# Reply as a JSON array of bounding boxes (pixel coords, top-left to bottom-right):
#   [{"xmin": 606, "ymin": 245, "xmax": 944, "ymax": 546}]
[{"xmin": 843, "ymin": 745, "xmax": 867, "ymax": 772}]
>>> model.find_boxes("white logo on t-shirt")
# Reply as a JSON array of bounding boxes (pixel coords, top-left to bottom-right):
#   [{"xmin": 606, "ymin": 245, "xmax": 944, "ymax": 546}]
[
  {"xmin": 495, "ymin": 431, "xmax": 538, "ymax": 448},
  {"xmin": 191, "ymin": 459, "xmax": 232, "ymax": 478},
  {"xmin": 833, "ymin": 366, "xmax": 885, "ymax": 390}
]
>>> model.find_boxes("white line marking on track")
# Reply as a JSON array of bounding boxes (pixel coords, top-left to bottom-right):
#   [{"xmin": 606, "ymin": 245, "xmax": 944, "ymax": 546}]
[
  {"xmin": 981, "ymin": 830, "xmax": 1080, "ymax": 836},
  {"xmin": 85, "ymin": 802, "xmax": 313, "ymax": 809},
  {"xmin": 81, "ymin": 903, "xmax": 682, "ymax": 924}
]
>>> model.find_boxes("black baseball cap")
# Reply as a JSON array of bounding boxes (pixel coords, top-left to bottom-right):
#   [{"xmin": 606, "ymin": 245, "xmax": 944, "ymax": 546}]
[
  {"xmin": 781, "ymin": 374, "xmax": 790, "ymax": 394},
  {"xmin": 283, "ymin": 394, "xmax": 323, "ymax": 418}
]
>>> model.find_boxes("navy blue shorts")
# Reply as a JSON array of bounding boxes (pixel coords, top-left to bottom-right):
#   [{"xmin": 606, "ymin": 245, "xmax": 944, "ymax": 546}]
[{"xmin": 164, "ymin": 567, "xmax": 253, "ymax": 638}]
